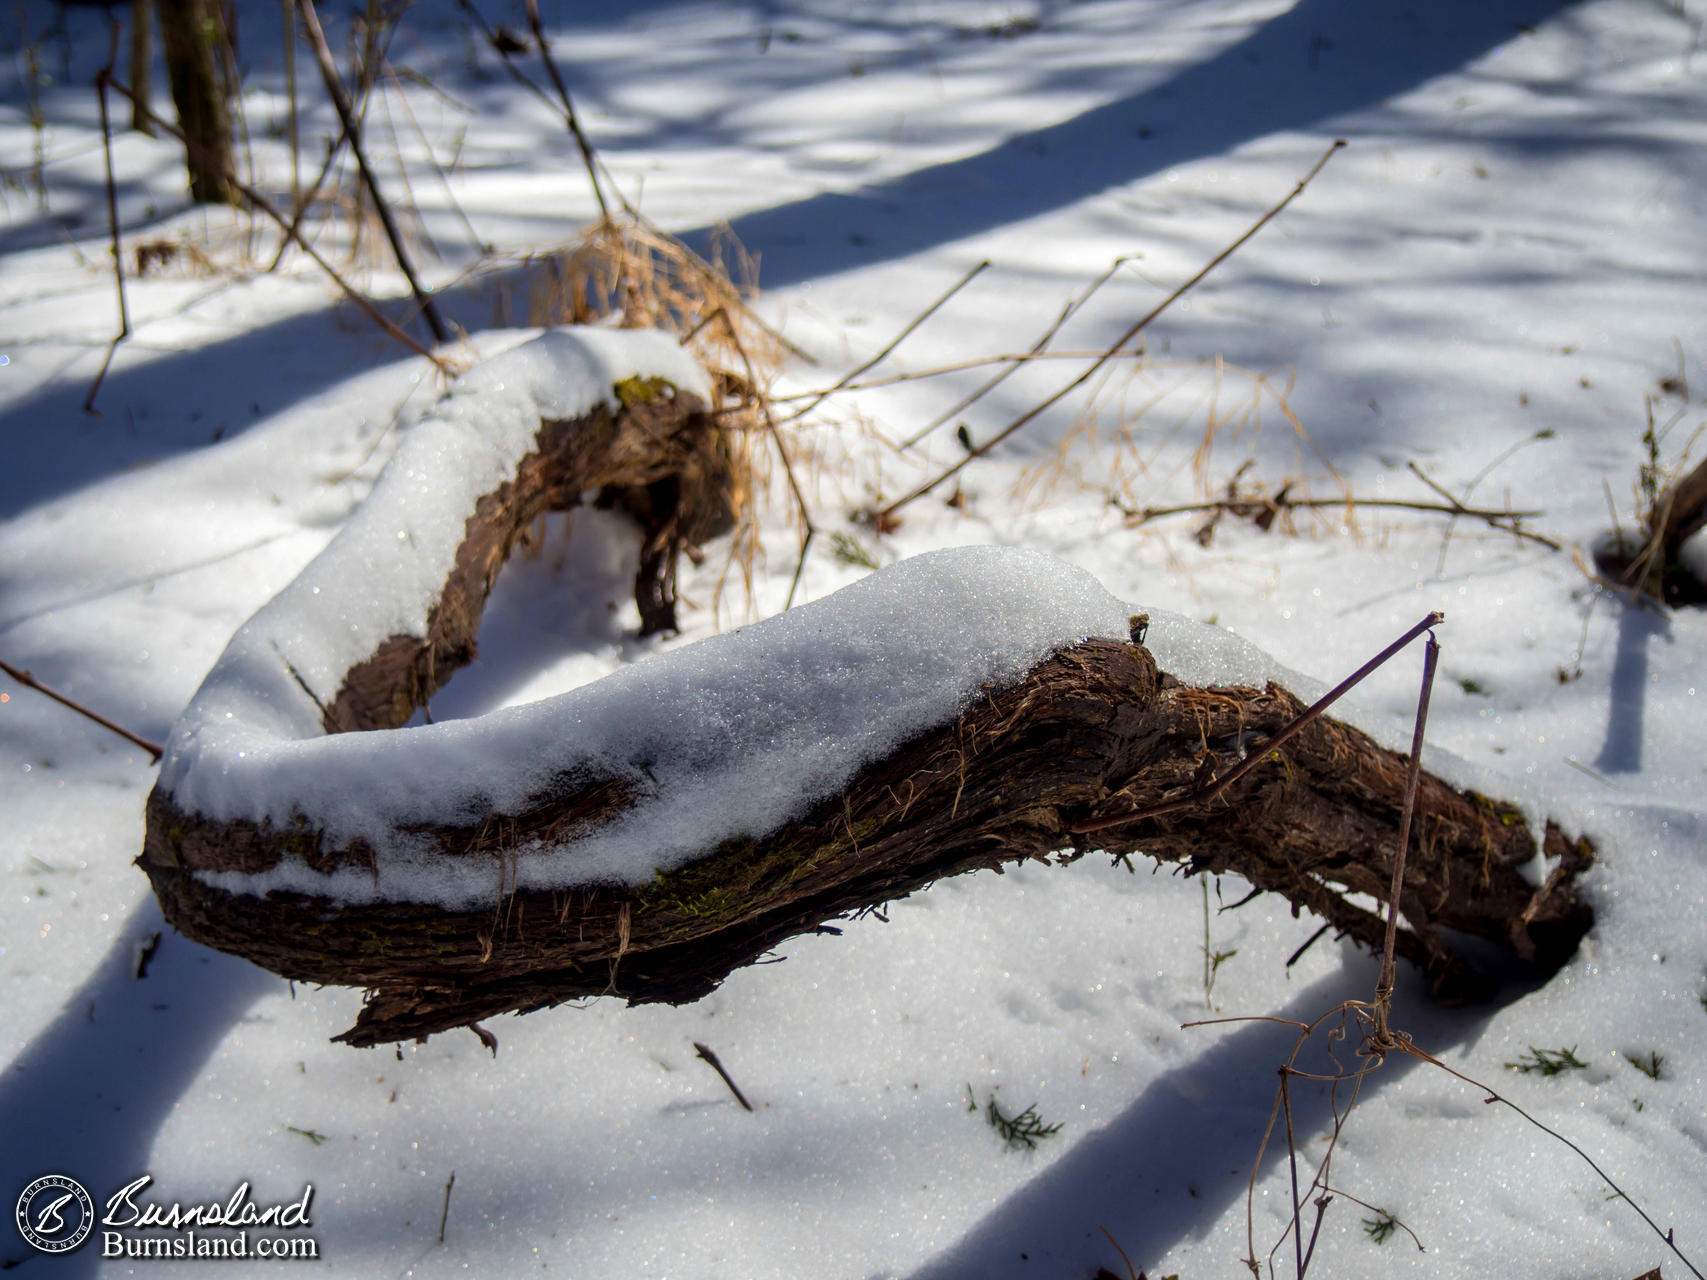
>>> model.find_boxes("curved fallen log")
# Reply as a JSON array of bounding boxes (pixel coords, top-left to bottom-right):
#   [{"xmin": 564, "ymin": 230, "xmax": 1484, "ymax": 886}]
[{"xmin": 139, "ymin": 330, "xmax": 1594, "ymax": 1047}]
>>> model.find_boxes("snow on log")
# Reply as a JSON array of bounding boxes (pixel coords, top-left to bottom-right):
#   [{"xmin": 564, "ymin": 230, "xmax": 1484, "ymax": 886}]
[{"xmin": 139, "ymin": 329, "xmax": 1595, "ymax": 1047}]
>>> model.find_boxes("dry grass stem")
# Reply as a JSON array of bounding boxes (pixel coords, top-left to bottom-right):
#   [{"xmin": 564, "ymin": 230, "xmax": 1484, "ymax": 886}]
[
  {"xmin": 876, "ymin": 139, "xmax": 1348, "ymax": 523},
  {"xmin": 775, "ymin": 258, "xmax": 990, "ymax": 427},
  {"xmin": 898, "ymin": 255, "xmax": 1137, "ymax": 449},
  {"xmin": 513, "ymin": 214, "xmax": 797, "ymax": 619}
]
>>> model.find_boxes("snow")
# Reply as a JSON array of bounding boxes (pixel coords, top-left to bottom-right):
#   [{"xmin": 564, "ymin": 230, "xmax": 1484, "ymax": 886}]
[
  {"xmin": 185, "ymin": 544, "xmax": 1131, "ymax": 906},
  {"xmin": 3, "ymin": 0, "xmax": 1707, "ymax": 1277},
  {"xmin": 160, "ymin": 326, "xmax": 708, "ymax": 752}
]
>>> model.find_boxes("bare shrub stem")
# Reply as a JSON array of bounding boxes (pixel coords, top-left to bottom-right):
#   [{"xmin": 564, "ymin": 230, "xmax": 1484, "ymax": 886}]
[
  {"xmin": 899, "ymin": 256, "xmax": 1137, "ymax": 449},
  {"xmin": 523, "ymin": 0, "xmax": 609, "ymax": 218},
  {"xmin": 86, "ymin": 31, "xmax": 132, "ymax": 416},
  {"xmin": 102, "ymin": 74, "xmax": 450, "ymax": 370},
  {"xmin": 776, "ymin": 259, "xmax": 991, "ymax": 427},
  {"xmin": 1373, "ymin": 631, "xmax": 1438, "ymax": 1045},
  {"xmin": 296, "ymin": 0, "xmax": 448, "ymax": 342}
]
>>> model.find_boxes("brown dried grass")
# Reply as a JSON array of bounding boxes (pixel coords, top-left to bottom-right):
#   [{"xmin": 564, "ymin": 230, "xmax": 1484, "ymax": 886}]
[
  {"xmin": 515, "ymin": 213, "xmax": 795, "ymax": 621},
  {"xmin": 1012, "ymin": 355, "xmax": 1342, "ymax": 524}
]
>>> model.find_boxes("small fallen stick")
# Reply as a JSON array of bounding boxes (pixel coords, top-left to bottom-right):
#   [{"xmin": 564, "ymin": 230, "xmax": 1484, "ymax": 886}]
[
  {"xmin": 0, "ymin": 656, "xmax": 163, "ymax": 762},
  {"xmin": 692, "ymin": 1042, "xmax": 754, "ymax": 1112},
  {"xmin": 1115, "ymin": 489, "xmax": 1561, "ymax": 551}
]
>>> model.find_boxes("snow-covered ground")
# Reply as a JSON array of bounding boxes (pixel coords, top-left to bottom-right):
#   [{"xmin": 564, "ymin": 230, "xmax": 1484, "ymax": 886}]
[{"xmin": 2, "ymin": 0, "xmax": 1704, "ymax": 1276}]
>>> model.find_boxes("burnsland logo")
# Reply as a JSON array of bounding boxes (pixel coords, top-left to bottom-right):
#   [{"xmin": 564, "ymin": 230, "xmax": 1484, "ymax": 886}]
[
  {"xmin": 14, "ymin": 1174, "xmax": 319, "ymax": 1260},
  {"xmin": 100, "ymin": 1176, "xmax": 318, "ymax": 1260},
  {"xmin": 14, "ymin": 1176, "xmax": 95, "ymax": 1253}
]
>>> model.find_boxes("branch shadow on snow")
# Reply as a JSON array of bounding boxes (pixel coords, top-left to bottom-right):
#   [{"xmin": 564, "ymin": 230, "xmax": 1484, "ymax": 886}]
[
  {"xmin": 0, "ymin": 302, "xmax": 417, "ymax": 523},
  {"xmin": 690, "ymin": 0, "xmax": 1580, "ymax": 288},
  {"xmin": 908, "ymin": 957, "xmax": 1523, "ymax": 1279},
  {"xmin": 0, "ymin": 0, "xmax": 1581, "ymax": 522},
  {"xmin": 0, "ymin": 900, "xmax": 277, "ymax": 1277},
  {"xmin": 1594, "ymin": 602, "xmax": 1671, "ymax": 774}
]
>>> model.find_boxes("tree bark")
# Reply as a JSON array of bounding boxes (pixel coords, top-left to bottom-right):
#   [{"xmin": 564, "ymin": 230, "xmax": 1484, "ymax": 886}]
[
  {"xmin": 142, "ymin": 634, "xmax": 1594, "ymax": 1047},
  {"xmin": 129, "ymin": 0, "xmax": 156, "ymax": 137},
  {"xmin": 1595, "ymin": 454, "xmax": 1707, "ymax": 605},
  {"xmin": 157, "ymin": 0, "xmax": 236, "ymax": 204}
]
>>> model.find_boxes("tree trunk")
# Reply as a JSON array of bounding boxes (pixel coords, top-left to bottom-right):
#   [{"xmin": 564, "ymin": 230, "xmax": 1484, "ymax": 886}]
[
  {"xmin": 136, "ymin": 337, "xmax": 1594, "ymax": 1049},
  {"xmin": 129, "ymin": 0, "xmax": 155, "ymax": 137},
  {"xmin": 142, "ymin": 637, "xmax": 1594, "ymax": 1047},
  {"xmin": 157, "ymin": 0, "xmax": 235, "ymax": 203}
]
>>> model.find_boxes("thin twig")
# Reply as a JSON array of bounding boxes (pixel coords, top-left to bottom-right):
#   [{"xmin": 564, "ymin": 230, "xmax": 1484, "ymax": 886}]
[
  {"xmin": 437, "ymin": 1171, "xmax": 454, "ymax": 1244},
  {"xmin": 266, "ymin": 9, "xmax": 400, "ymax": 273},
  {"xmin": 877, "ymin": 139, "xmax": 1347, "ymax": 522},
  {"xmin": 103, "ymin": 75, "xmax": 450, "ymax": 371},
  {"xmin": 1294, "ymin": 1056, "xmax": 1369, "ymax": 1274},
  {"xmin": 457, "ymin": 0, "xmax": 561, "ymax": 116},
  {"xmin": 0, "ymin": 657, "xmax": 163, "ymax": 762},
  {"xmin": 777, "ymin": 259, "xmax": 990, "ymax": 426},
  {"xmin": 1198, "ymin": 1003, "xmax": 1379, "ymax": 1275},
  {"xmin": 1117, "ymin": 491, "xmax": 1558, "ymax": 549},
  {"xmin": 296, "ymin": 0, "xmax": 448, "ymax": 342},
  {"xmin": 266, "ymin": 134, "xmax": 341, "ymax": 273},
  {"xmin": 769, "ymin": 348, "xmax": 1140, "ymax": 403},
  {"xmin": 692, "ymin": 1041, "xmax": 754, "ymax": 1111},
  {"xmin": 1098, "ymin": 1225, "xmax": 1139, "ymax": 1280},
  {"xmin": 371, "ymin": 78, "xmax": 437, "ymax": 266},
  {"xmin": 1434, "ymin": 430, "xmax": 1555, "ymax": 573},
  {"xmin": 85, "ymin": 38, "xmax": 131, "ymax": 417},
  {"xmin": 1402, "ymin": 1043, "xmax": 1704, "ymax": 1280},
  {"xmin": 523, "ymin": 0, "xmax": 610, "ymax": 218},
  {"xmin": 1280, "ymin": 1068, "xmax": 1305, "ymax": 1279},
  {"xmin": 1403, "ymin": 462, "xmax": 1560, "ymax": 549},
  {"xmin": 898, "ymin": 256, "xmax": 1136, "ymax": 449},
  {"xmin": 1070, "ymin": 610, "xmax": 1443, "ymax": 833},
  {"xmin": 384, "ymin": 62, "xmax": 487, "ymax": 254},
  {"xmin": 1372, "ymin": 631, "xmax": 1439, "ymax": 1047},
  {"xmin": 1318, "ymin": 1186, "xmax": 1424, "ymax": 1251},
  {"xmin": 282, "ymin": 0, "xmax": 300, "ymax": 205}
]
